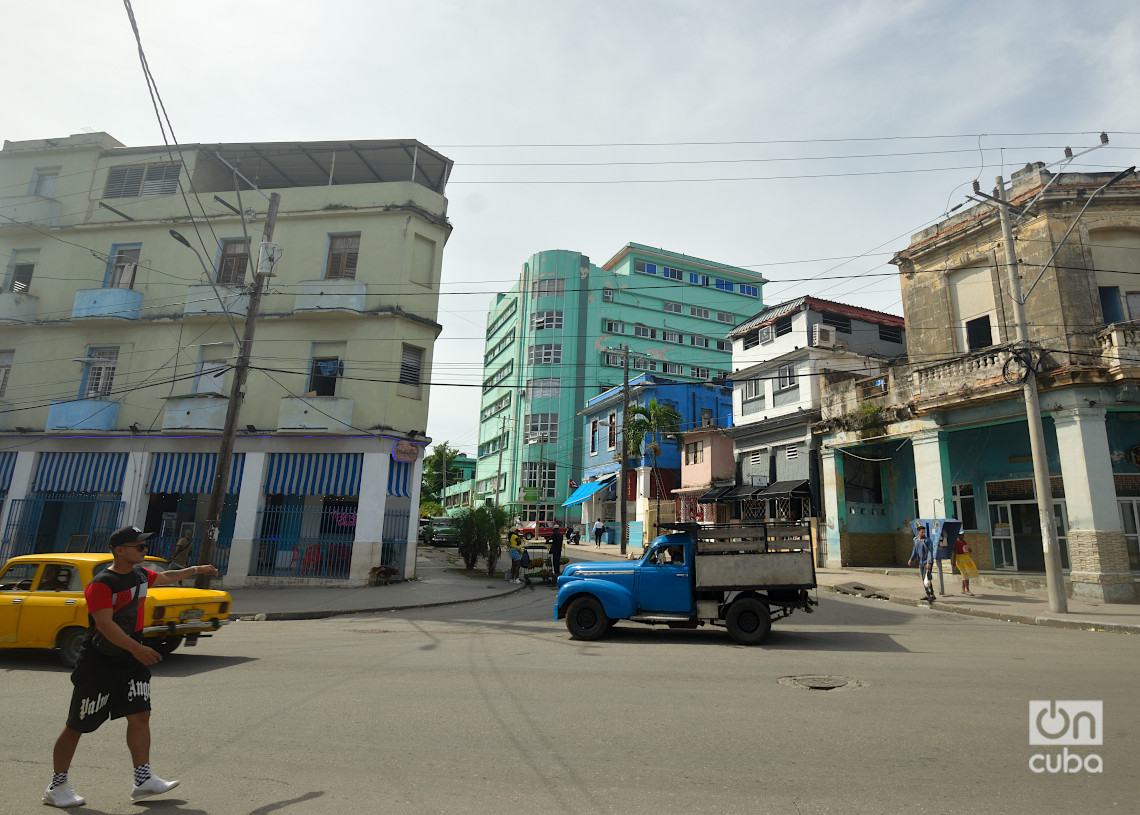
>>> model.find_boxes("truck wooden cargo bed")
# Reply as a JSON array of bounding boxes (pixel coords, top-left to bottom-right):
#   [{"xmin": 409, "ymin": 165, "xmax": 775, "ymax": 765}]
[{"xmin": 662, "ymin": 522, "xmax": 817, "ymax": 591}]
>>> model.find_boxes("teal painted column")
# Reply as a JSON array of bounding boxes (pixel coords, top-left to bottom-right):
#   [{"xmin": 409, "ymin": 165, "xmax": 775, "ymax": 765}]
[{"xmin": 821, "ymin": 447, "xmax": 844, "ymax": 567}]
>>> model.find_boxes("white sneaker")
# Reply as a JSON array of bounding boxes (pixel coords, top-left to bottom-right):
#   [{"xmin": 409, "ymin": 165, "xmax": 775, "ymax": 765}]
[
  {"xmin": 130, "ymin": 775, "xmax": 179, "ymax": 802},
  {"xmin": 42, "ymin": 783, "xmax": 85, "ymax": 808},
  {"xmin": 511, "ymin": 578, "xmax": 522, "ymax": 584}
]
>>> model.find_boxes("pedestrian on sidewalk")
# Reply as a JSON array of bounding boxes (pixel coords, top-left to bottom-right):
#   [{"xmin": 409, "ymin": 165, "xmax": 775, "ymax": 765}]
[
  {"xmin": 908, "ymin": 523, "xmax": 936, "ymax": 602},
  {"xmin": 508, "ymin": 528, "xmax": 524, "ymax": 584},
  {"xmin": 954, "ymin": 533, "xmax": 979, "ymax": 596},
  {"xmin": 44, "ymin": 525, "xmax": 218, "ymax": 809},
  {"xmin": 593, "ymin": 520, "xmax": 605, "ymax": 547}
]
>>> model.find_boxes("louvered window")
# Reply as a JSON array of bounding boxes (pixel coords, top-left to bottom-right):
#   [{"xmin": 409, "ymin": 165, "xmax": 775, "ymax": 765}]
[
  {"xmin": 0, "ymin": 350, "xmax": 12, "ymax": 398},
  {"xmin": 218, "ymin": 239, "xmax": 250, "ymax": 286},
  {"xmin": 325, "ymin": 234, "xmax": 360, "ymax": 280},
  {"xmin": 400, "ymin": 345, "xmax": 423, "ymax": 386},
  {"xmin": 103, "ymin": 163, "xmax": 180, "ymax": 198}
]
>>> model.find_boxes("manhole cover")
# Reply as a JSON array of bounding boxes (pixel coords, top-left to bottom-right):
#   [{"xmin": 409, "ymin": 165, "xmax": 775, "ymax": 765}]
[{"xmin": 779, "ymin": 675, "xmax": 864, "ymax": 691}]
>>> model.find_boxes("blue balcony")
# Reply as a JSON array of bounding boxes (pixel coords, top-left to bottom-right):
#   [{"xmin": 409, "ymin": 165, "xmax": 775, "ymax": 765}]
[
  {"xmin": 46, "ymin": 400, "xmax": 120, "ymax": 431},
  {"xmin": 72, "ymin": 288, "xmax": 143, "ymax": 320}
]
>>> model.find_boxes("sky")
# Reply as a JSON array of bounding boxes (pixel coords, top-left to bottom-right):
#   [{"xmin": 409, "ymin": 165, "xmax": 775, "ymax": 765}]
[{"xmin": 3, "ymin": 0, "xmax": 1139, "ymax": 456}]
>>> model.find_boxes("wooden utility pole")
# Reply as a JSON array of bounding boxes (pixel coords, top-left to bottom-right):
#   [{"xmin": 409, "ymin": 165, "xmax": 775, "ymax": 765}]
[
  {"xmin": 619, "ymin": 344, "xmax": 630, "ymax": 556},
  {"xmin": 195, "ymin": 192, "xmax": 280, "ymax": 588}
]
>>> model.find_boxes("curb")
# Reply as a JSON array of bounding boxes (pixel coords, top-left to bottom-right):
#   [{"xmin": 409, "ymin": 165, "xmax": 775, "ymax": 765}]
[
  {"xmin": 825, "ymin": 584, "xmax": 1140, "ymax": 634},
  {"xmin": 231, "ymin": 580, "xmax": 529, "ymax": 622}
]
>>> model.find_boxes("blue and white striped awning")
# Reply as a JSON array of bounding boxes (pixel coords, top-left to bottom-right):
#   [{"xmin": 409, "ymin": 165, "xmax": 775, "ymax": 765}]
[
  {"xmin": 265, "ymin": 453, "xmax": 362, "ymax": 496},
  {"xmin": 387, "ymin": 460, "xmax": 411, "ymax": 497},
  {"xmin": 0, "ymin": 452, "xmax": 16, "ymax": 492},
  {"xmin": 32, "ymin": 452, "xmax": 128, "ymax": 494},
  {"xmin": 148, "ymin": 453, "xmax": 245, "ymax": 495}
]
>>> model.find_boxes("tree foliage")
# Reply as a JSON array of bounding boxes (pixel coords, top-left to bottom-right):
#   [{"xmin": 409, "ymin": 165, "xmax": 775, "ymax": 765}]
[
  {"xmin": 452, "ymin": 504, "xmax": 511, "ymax": 572},
  {"xmin": 421, "ymin": 442, "xmax": 462, "ymax": 504},
  {"xmin": 625, "ymin": 399, "xmax": 684, "ymax": 516}
]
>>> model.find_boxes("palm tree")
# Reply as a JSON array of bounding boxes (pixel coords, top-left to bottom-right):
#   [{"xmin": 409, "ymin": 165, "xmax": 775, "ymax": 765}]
[
  {"xmin": 452, "ymin": 504, "xmax": 511, "ymax": 573},
  {"xmin": 625, "ymin": 399, "xmax": 684, "ymax": 523}
]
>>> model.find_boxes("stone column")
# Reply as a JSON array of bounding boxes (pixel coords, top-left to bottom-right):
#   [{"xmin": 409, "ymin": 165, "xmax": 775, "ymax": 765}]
[
  {"xmin": 351, "ymin": 451, "xmax": 392, "ymax": 583},
  {"xmin": 224, "ymin": 451, "xmax": 267, "ymax": 586},
  {"xmin": 121, "ymin": 451, "xmax": 150, "ymax": 527},
  {"xmin": 1052, "ymin": 405, "xmax": 1136, "ymax": 603},
  {"xmin": 912, "ymin": 429, "xmax": 952, "ymax": 520},
  {"xmin": 820, "ymin": 447, "xmax": 844, "ymax": 568}
]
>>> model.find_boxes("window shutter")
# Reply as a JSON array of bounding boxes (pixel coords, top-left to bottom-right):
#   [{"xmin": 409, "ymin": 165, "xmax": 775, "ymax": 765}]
[
  {"xmin": 104, "ymin": 166, "xmax": 145, "ymax": 198},
  {"xmin": 399, "ymin": 346, "xmax": 422, "ymax": 386}
]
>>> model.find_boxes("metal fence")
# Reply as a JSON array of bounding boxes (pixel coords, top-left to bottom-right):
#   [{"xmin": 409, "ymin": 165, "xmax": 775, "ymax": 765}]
[
  {"xmin": 1, "ymin": 495, "xmax": 123, "ymax": 562},
  {"xmin": 147, "ymin": 535, "xmax": 233, "ymax": 575},
  {"xmin": 249, "ymin": 504, "xmax": 355, "ymax": 579},
  {"xmin": 381, "ymin": 507, "xmax": 409, "ymax": 579}
]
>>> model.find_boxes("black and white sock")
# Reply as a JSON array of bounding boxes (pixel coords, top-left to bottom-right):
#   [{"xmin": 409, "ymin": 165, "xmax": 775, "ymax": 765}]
[
  {"xmin": 50, "ymin": 772, "xmax": 68, "ymax": 789},
  {"xmin": 134, "ymin": 764, "xmax": 151, "ymax": 786}
]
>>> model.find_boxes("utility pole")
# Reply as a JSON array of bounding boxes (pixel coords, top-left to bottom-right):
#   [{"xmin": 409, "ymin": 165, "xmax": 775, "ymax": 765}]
[
  {"xmin": 539, "ymin": 432, "xmax": 548, "ymax": 521},
  {"xmin": 441, "ymin": 445, "xmax": 448, "ymax": 511},
  {"xmin": 992, "ymin": 178, "xmax": 1067, "ymax": 614},
  {"xmin": 494, "ymin": 415, "xmax": 506, "ymax": 508},
  {"xmin": 619, "ymin": 344, "xmax": 630, "ymax": 556},
  {"xmin": 196, "ymin": 192, "xmax": 280, "ymax": 589}
]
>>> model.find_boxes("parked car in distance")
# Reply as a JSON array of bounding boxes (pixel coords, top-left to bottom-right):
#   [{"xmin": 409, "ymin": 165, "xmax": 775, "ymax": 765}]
[
  {"xmin": 429, "ymin": 516, "xmax": 460, "ymax": 545},
  {"xmin": 520, "ymin": 521, "xmax": 565, "ymax": 540},
  {"xmin": 0, "ymin": 553, "xmax": 231, "ymax": 667}
]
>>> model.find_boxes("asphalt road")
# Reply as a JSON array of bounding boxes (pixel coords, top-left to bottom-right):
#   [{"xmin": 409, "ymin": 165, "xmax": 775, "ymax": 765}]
[{"xmin": 4, "ymin": 587, "xmax": 1136, "ymax": 814}]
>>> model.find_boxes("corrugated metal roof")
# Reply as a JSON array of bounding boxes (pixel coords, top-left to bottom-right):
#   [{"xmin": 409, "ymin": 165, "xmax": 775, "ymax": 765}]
[{"xmin": 729, "ymin": 296, "xmax": 903, "ymax": 338}]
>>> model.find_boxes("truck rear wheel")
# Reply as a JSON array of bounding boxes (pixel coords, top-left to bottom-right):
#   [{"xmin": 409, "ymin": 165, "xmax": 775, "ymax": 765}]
[
  {"xmin": 725, "ymin": 597, "xmax": 771, "ymax": 645},
  {"xmin": 565, "ymin": 595, "xmax": 609, "ymax": 641}
]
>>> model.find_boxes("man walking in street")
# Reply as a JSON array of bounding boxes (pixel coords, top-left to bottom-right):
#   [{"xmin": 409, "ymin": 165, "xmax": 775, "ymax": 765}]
[
  {"xmin": 593, "ymin": 519, "xmax": 606, "ymax": 547},
  {"xmin": 44, "ymin": 526, "xmax": 219, "ymax": 808},
  {"xmin": 908, "ymin": 524, "xmax": 936, "ymax": 602}
]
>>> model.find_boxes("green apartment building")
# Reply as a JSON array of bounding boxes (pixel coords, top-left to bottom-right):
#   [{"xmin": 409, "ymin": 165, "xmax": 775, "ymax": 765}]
[{"xmin": 476, "ymin": 243, "xmax": 766, "ymax": 524}]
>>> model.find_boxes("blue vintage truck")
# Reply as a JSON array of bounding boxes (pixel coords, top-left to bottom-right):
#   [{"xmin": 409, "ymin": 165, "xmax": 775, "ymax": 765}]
[{"xmin": 555, "ymin": 522, "xmax": 817, "ymax": 644}]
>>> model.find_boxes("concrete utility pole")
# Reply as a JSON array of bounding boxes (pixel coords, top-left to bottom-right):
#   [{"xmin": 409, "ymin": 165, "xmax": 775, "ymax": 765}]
[
  {"xmin": 619, "ymin": 344, "xmax": 630, "ymax": 556},
  {"xmin": 992, "ymin": 179, "xmax": 1067, "ymax": 614},
  {"xmin": 494, "ymin": 415, "xmax": 506, "ymax": 508},
  {"xmin": 196, "ymin": 192, "xmax": 280, "ymax": 589}
]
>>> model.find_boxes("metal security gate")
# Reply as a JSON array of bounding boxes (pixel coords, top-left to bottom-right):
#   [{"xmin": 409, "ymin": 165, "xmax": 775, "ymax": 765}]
[
  {"xmin": 249, "ymin": 502, "xmax": 355, "ymax": 579},
  {"xmin": 381, "ymin": 507, "xmax": 410, "ymax": 578},
  {"xmin": 1, "ymin": 495, "xmax": 124, "ymax": 561}
]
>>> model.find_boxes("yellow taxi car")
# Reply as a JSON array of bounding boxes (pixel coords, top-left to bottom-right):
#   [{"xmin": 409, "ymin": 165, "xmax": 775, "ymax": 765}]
[{"xmin": 0, "ymin": 553, "xmax": 231, "ymax": 667}]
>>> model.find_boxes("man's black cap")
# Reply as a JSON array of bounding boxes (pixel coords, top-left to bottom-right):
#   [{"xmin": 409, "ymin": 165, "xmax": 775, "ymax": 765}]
[{"xmin": 109, "ymin": 525, "xmax": 155, "ymax": 549}]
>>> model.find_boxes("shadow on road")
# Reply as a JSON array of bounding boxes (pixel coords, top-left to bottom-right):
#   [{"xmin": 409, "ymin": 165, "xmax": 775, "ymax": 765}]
[{"xmin": 0, "ymin": 650, "xmax": 255, "ymax": 675}]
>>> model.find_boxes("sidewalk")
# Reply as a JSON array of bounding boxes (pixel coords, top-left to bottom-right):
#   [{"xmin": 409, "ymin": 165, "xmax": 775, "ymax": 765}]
[
  {"xmin": 224, "ymin": 541, "xmax": 1140, "ymax": 634},
  {"xmin": 225, "ymin": 545, "xmax": 524, "ymax": 620}
]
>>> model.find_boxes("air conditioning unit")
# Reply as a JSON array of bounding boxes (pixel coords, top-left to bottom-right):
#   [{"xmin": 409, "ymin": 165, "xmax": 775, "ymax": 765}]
[{"xmin": 813, "ymin": 324, "xmax": 836, "ymax": 349}]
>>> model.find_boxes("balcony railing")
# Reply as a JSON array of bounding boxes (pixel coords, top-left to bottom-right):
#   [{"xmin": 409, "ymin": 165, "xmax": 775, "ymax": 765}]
[
  {"xmin": 162, "ymin": 394, "xmax": 228, "ymax": 432},
  {"xmin": 0, "ymin": 195, "xmax": 62, "ymax": 228},
  {"xmin": 910, "ymin": 346, "xmax": 1015, "ymax": 400},
  {"xmin": 46, "ymin": 400, "xmax": 120, "ymax": 431},
  {"xmin": 184, "ymin": 284, "xmax": 248, "ymax": 318},
  {"xmin": 293, "ymin": 279, "xmax": 367, "ymax": 315},
  {"xmin": 277, "ymin": 396, "xmax": 355, "ymax": 434},
  {"xmin": 0, "ymin": 292, "xmax": 38, "ymax": 323},
  {"xmin": 1097, "ymin": 323, "xmax": 1140, "ymax": 371},
  {"xmin": 72, "ymin": 288, "xmax": 143, "ymax": 320}
]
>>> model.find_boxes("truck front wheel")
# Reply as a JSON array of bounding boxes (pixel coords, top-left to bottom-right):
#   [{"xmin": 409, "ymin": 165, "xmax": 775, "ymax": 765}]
[
  {"xmin": 725, "ymin": 597, "xmax": 771, "ymax": 645},
  {"xmin": 565, "ymin": 595, "xmax": 609, "ymax": 641}
]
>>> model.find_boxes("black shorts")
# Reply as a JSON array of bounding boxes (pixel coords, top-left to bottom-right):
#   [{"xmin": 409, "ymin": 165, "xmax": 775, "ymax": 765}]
[{"xmin": 65, "ymin": 652, "xmax": 152, "ymax": 733}]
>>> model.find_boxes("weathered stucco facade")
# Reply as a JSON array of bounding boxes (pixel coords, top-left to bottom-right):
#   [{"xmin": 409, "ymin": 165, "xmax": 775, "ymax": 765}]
[{"xmin": 819, "ymin": 162, "xmax": 1140, "ymax": 603}]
